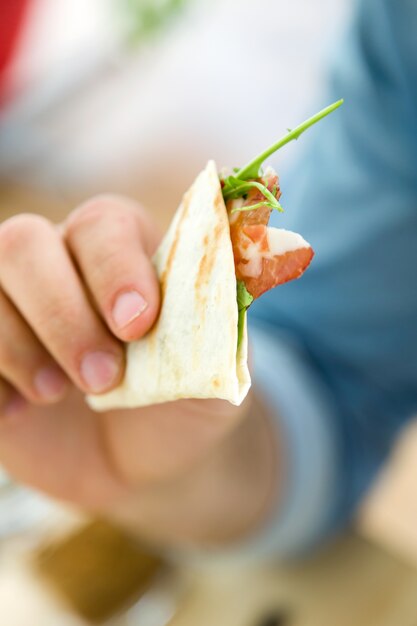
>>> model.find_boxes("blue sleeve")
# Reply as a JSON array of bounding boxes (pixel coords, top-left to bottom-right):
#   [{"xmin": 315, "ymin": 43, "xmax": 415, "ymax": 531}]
[{"xmin": 248, "ymin": 0, "xmax": 417, "ymax": 555}]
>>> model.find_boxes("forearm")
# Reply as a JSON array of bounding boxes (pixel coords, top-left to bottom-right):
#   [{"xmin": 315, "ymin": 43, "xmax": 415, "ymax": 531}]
[{"xmin": 110, "ymin": 392, "xmax": 281, "ymax": 549}]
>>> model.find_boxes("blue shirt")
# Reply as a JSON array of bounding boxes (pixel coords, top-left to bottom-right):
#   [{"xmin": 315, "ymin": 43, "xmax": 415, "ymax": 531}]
[{"xmin": 248, "ymin": 0, "xmax": 417, "ymax": 558}]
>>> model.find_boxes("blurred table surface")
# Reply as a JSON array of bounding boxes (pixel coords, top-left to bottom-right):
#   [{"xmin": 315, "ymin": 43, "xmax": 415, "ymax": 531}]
[{"xmin": 2, "ymin": 523, "xmax": 417, "ymax": 626}]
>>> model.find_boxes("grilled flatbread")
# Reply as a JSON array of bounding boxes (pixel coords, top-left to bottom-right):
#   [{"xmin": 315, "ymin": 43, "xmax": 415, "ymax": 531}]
[{"xmin": 87, "ymin": 161, "xmax": 250, "ymax": 410}]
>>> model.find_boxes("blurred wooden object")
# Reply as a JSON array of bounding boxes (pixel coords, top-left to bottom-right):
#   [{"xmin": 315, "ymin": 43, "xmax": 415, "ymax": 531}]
[
  {"xmin": 358, "ymin": 419, "xmax": 417, "ymax": 567},
  {"xmin": 34, "ymin": 520, "xmax": 163, "ymax": 624}
]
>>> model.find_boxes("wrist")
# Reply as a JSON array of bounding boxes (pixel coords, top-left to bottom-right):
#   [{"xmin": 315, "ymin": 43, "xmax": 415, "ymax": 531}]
[{"xmin": 109, "ymin": 392, "xmax": 281, "ymax": 549}]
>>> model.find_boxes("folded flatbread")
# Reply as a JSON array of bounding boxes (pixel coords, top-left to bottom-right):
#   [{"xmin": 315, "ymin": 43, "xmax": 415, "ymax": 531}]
[{"xmin": 87, "ymin": 161, "xmax": 251, "ymax": 410}]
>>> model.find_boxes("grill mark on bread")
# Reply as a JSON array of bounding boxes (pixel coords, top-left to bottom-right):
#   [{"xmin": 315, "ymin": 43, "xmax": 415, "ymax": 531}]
[
  {"xmin": 160, "ymin": 190, "xmax": 191, "ymax": 294},
  {"xmin": 194, "ymin": 186, "xmax": 230, "ymax": 318},
  {"xmin": 214, "ymin": 187, "xmax": 226, "ymax": 218},
  {"xmin": 195, "ymin": 240, "xmax": 216, "ymax": 295},
  {"xmin": 194, "ymin": 198, "xmax": 225, "ymax": 294},
  {"xmin": 151, "ymin": 191, "xmax": 192, "ymax": 354},
  {"xmin": 211, "ymin": 376, "xmax": 220, "ymax": 389}
]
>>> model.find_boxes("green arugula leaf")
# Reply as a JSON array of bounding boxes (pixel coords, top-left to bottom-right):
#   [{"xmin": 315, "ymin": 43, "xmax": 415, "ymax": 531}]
[
  {"xmin": 235, "ymin": 99, "xmax": 344, "ymax": 180},
  {"xmin": 223, "ymin": 180, "xmax": 283, "ymax": 214},
  {"xmin": 221, "ymin": 175, "xmax": 245, "ymax": 196},
  {"xmin": 237, "ymin": 280, "xmax": 253, "ymax": 309},
  {"xmin": 231, "ymin": 201, "xmax": 275, "ymax": 213},
  {"xmin": 222, "ymin": 101, "xmax": 343, "ymax": 214},
  {"xmin": 224, "ymin": 180, "xmax": 274, "ymax": 202},
  {"xmin": 237, "ymin": 280, "xmax": 253, "ymax": 347}
]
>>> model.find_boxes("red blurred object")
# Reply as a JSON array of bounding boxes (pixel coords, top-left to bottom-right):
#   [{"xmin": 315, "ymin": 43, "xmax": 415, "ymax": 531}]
[{"xmin": 0, "ymin": 0, "xmax": 30, "ymax": 100}]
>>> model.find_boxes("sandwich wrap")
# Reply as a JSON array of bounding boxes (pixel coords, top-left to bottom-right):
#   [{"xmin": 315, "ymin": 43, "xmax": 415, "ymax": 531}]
[
  {"xmin": 87, "ymin": 161, "xmax": 251, "ymax": 410},
  {"xmin": 87, "ymin": 100, "xmax": 343, "ymax": 411}
]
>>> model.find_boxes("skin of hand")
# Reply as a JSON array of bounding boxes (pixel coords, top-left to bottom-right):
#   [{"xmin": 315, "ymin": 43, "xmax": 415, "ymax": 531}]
[{"xmin": 0, "ymin": 196, "xmax": 280, "ymax": 548}]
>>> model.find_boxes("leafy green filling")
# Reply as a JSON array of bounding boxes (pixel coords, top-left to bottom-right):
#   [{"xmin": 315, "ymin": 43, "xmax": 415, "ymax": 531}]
[
  {"xmin": 237, "ymin": 281, "xmax": 253, "ymax": 347},
  {"xmin": 222, "ymin": 177, "xmax": 283, "ymax": 215}
]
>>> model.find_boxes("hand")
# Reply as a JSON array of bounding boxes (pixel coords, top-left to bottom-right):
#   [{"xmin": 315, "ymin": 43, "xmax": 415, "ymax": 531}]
[{"xmin": 0, "ymin": 196, "xmax": 277, "ymax": 547}]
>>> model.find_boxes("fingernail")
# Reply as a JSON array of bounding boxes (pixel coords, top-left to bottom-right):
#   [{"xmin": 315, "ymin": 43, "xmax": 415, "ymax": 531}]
[
  {"xmin": 112, "ymin": 290, "xmax": 148, "ymax": 329},
  {"xmin": 34, "ymin": 366, "xmax": 68, "ymax": 400},
  {"xmin": 3, "ymin": 394, "xmax": 28, "ymax": 417},
  {"xmin": 80, "ymin": 351, "xmax": 120, "ymax": 393}
]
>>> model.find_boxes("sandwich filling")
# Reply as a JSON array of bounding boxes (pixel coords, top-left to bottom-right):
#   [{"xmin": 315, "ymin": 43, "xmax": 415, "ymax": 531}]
[{"xmin": 221, "ymin": 167, "xmax": 314, "ymax": 345}]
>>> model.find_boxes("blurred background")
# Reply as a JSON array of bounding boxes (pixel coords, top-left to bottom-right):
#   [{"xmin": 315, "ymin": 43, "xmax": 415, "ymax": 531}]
[
  {"xmin": 1, "ymin": 0, "xmax": 417, "ymax": 624},
  {"xmin": 0, "ymin": 0, "xmax": 350, "ymax": 212}
]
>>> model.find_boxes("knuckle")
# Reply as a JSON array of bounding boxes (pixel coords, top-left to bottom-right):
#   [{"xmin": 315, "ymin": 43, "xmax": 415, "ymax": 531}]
[
  {"xmin": 36, "ymin": 296, "xmax": 79, "ymax": 333},
  {"xmin": 67, "ymin": 195, "xmax": 127, "ymax": 231},
  {"xmin": 67, "ymin": 196, "xmax": 110, "ymax": 233},
  {"xmin": 0, "ymin": 214, "xmax": 53, "ymax": 260},
  {"xmin": 66, "ymin": 194, "xmax": 145, "ymax": 242}
]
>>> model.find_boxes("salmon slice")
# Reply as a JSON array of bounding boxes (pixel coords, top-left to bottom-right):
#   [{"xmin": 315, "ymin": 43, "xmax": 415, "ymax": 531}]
[{"xmin": 226, "ymin": 168, "xmax": 314, "ymax": 299}]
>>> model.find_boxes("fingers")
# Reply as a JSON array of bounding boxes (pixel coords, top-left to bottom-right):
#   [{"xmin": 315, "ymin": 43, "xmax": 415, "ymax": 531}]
[
  {"xmin": 0, "ymin": 197, "xmax": 160, "ymax": 402},
  {"xmin": 65, "ymin": 195, "xmax": 161, "ymax": 342},
  {"xmin": 0, "ymin": 290, "xmax": 68, "ymax": 403},
  {"xmin": 0, "ymin": 214, "xmax": 124, "ymax": 395}
]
